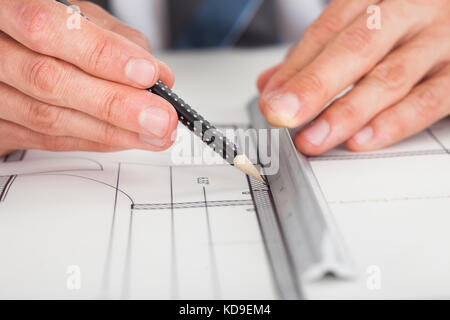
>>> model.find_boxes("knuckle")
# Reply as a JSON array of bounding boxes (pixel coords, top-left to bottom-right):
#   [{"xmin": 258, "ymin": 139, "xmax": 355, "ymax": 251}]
[
  {"xmin": 386, "ymin": 108, "xmax": 408, "ymax": 138},
  {"xmin": 333, "ymin": 98, "xmax": 359, "ymax": 121},
  {"xmin": 412, "ymin": 85, "xmax": 442, "ymax": 116},
  {"xmin": 99, "ymin": 90, "xmax": 125, "ymax": 124},
  {"xmin": 86, "ymin": 39, "xmax": 115, "ymax": 73},
  {"xmin": 337, "ymin": 26, "xmax": 373, "ymax": 53},
  {"xmin": 17, "ymin": 2, "xmax": 51, "ymax": 47},
  {"xmin": 27, "ymin": 103, "xmax": 65, "ymax": 135},
  {"xmin": 305, "ymin": 16, "xmax": 342, "ymax": 46},
  {"xmin": 112, "ymin": 26, "xmax": 151, "ymax": 51},
  {"xmin": 291, "ymin": 71, "xmax": 327, "ymax": 100},
  {"xmin": 128, "ymin": 28, "xmax": 149, "ymax": 45},
  {"xmin": 27, "ymin": 57, "xmax": 64, "ymax": 98},
  {"xmin": 369, "ymin": 60, "xmax": 408, "ymax": 90},
  {"xmin": 97, "ymin": 124, "xmax": 119, "ymax": 146}
]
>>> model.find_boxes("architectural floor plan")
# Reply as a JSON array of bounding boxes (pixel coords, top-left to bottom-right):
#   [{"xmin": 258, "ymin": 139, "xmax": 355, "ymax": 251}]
[{"xmin": 0, "ymin": 125, "xmax": 300, "ymax": 299}]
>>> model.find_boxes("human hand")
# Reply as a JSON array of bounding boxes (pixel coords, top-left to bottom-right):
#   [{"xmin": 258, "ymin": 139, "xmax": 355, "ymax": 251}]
[
  {"xmin": 258, "ymin": 0, "xmax": 450, "ymax": 155},
  {"xmin": 0, "ymin": 0, "xmax": 178, "ymax": 158}
]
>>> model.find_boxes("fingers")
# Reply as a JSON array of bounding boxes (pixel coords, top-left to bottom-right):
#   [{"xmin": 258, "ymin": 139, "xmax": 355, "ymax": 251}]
[
  {"xmin": 0, "ymin": 0, "xmax": 169, "ymax": 88},
  {"xmin": 74, "ymin": 0, "xmax": 151, "ymax": 50},
  {"xmin": 256, "ymin": 64, "xmax": 280, "ymax": 92},
  {"xmin": 0, "ymin": 83, "xmax": 175, "ymax": 151},
  {"xmin": 0, "ymin": 33, "xmax": 178, "ymax": 143},
  {"xmin": 157, "ymin": 61, "xmax": 175, "ymax": 88},
  {"xmin": 346, "ymin": 63, "xmax": 450, "ymax": 151},
  {"xmin": 260, "ymin": 0, "xmax": 380, "ymax": 94},
  {"xmin": 0, "ymin": 119, "xmax": 122, "ymax": 153},
  {"xmin": 259, "ymin": 0, "xmax": 440, "ymax": 128},
  {"xmin": 294, "ymin": 26, "xmax": 450, "ymax": 154},
  {"xmin": 72, "ymin": 0, "xmax": 174, "ymax": 87}
]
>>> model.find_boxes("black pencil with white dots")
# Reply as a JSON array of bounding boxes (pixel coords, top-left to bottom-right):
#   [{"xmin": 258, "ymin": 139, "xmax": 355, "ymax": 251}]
[
  {"xmin": 149, "ymin": 81, "xmax": 264, "ymax": 183},
  {"xmin": 55, "ymin": 0, "xmax": 264, "ymax": 183}
]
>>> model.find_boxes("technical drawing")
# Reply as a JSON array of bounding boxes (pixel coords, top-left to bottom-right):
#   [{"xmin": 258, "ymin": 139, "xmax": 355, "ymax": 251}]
[{"xmin": 0, "ymin": 149, "xmax": 297, "ymax": 299}]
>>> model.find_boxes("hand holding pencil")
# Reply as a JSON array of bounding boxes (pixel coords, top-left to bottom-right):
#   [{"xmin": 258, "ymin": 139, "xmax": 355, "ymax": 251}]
[{"xmin": 0, "ymin": 0, "xmax": 178, "ymax": 156}]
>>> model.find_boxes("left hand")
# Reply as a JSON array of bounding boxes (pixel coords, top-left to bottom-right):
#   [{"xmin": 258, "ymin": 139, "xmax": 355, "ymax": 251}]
[
  {"xmin": 0, "ymin": 0, "xmax": 177, "ymax": 158},
  {"xmin": 257, "ymin": 0, "xmax": 450, "ymax": 155}
]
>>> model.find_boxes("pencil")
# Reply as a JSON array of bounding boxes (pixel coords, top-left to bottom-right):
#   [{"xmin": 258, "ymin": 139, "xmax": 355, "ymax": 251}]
[
  {"xmin": 55, "ymin": 0, "xmax": 265, "ymax": 184},
  {"xmin": 150, "ymin": 81, "xmax": 264, "ymax": 183}
]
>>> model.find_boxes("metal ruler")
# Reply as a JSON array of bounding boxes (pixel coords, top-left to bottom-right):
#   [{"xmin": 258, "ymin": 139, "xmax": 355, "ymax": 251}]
[{"xmin": 247, "ymin": 98, "xmax": 354, "ymax": 289}]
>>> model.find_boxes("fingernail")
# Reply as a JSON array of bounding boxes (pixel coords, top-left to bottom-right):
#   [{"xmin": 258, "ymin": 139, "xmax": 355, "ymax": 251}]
[
  {"xmin": 353, "ymin": 126, "xmax": 373, "ymax": 144},
  {"xmin": 170, "ymin": 129, "xmax": 178, "ymax": 142},
  {"xmin": 265, "ymin": 92, "xmax": 301, "ymax": 126},
  {"xmin": 140, "ymin": 134, "xmax": 167, "ymax": 147},
  {"xmin": 125, "ymin": 58, "xmax": 156, "ymax": 86},
  {"xmin": 139, "ymin": 107, "xmax": 170, "ymax": 138},
  {"xmin": 301, "ymin": 119, "xmax": 330, "ymax": 146}
]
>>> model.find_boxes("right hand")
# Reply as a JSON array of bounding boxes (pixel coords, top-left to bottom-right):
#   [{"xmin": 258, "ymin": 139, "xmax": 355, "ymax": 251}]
[{"xmin": 0, "ymin": 0, "xmax": 179, "ymax": 158}]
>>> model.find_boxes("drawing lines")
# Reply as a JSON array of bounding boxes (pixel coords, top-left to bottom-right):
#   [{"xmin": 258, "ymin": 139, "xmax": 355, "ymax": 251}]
[
  {"xmin": 309, "ymin": 127, "xmax": 450, "ymax": 162},
  {"xmin": 329, "ymin": 194, "xmax": 450, "ymax": 205},
  {"xmin": 308, "ymin": 149, "xmax": 446, "ymax": 161},
  {"xmin": 0, "ymin": 151, "xmax": 25, "ymax": 203},
  {"xmin": 312, "ymin": 127, "xmax": 450, "ymax": 206},
  {"xmin": 169, "ymin": 166, "xmax": 179, "ymax": 299},
  {"xmin": 132, "ymin": 199, "xmax": 254, "ymax": 210},
  {"xmin": 122, "ymin": 200, "xmax": 134, "ymax": 299},
  {"xmin": 0, "ymin": 175, "xmax": 16, "ymax": 202},
  {"xmin": 427, "ymin": 128, "xmax": 450, "ymax": 156},
  {"xmin": 102, "ymin": 163, "xmax": 122, "ymax": 295},
  {"xmin": 203, "ymin": 186, "xmax": 221, "ymax": 299}
]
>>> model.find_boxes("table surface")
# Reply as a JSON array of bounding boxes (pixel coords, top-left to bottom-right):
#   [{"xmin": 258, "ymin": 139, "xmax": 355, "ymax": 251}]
[{"xmin": 159, "ymin": 46, "xmax": 450, "ymax": 299}]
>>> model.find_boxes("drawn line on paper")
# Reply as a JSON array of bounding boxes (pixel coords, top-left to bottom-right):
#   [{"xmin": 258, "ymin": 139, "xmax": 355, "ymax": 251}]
[
  {"xmin": 132, "ymin": 199, "xmax": 254, "ymax": 211},
  {"xmin": 1, "ymin": 150, "xmax": 26, "ymax": 202},
  {"xmin": 102, "ymin": 163, "xmax": 122, "ymax": 295},
  {"xmin": 203, "ymin": 186, "xmax": 221, "ymax": 299},
  {"xmin": 308, "ymin": 149, "xmax": 447, "ymax": 161},
  {"xmin": 169, "ymin": 166, "xmax": 179, "ymax": 299},
  {"xmin": 329, "ymin": 194, "xmax": 450, "ymax": 205},
  {"xmin": 122, "ymin": 196, "xmax": 134, "ymax": 299},
  {"xmin": 32, "ymin": 173, "xmax": 135, "ymax": 204},
  {"xmin": 427, "ymin": 129, "xmax": 450, "ymax": 155},
  {"xmin": 0, "ymin": 175, "xmax": 17, "ymax": 202}
]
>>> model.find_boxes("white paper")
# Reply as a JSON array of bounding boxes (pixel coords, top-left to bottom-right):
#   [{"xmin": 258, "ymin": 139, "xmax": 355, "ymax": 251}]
[
  {"xmin": 0, "ymin": 127, "xmax": 276, "ymax": 299},
  {"xmin": 305, "ymin": 117, "xmax": 450, "ymax": 299}
]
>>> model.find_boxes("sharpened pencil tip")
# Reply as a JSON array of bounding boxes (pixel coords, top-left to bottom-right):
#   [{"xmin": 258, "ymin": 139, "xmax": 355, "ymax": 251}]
[{"xmin": 233, "ymin": 154, "xmax": 265, "ymax": 184}]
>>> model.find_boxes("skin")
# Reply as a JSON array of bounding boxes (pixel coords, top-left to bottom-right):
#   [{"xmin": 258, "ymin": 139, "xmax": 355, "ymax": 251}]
[
  {"xmin": 0, "ymin": 0, "xmax": 178, "ymax": 158},
  {"xmin": 258, "ymin": 0, "xmax": 450, "ymax": 155}
]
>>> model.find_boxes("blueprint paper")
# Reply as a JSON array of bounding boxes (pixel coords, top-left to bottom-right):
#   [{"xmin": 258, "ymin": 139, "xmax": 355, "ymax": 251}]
[
  {"xmin": 0, "ymin": 127, "xmax": 276, "ymax": 299},
  {"xmin": 305, "ymin": 118, "xmax": 450, "ymax": 298}
]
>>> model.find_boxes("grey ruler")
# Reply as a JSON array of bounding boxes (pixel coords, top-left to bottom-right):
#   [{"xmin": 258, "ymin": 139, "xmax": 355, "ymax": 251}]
[{"xmin": 247, "ymin": 98, "xmax": 354, "ymax": 285}]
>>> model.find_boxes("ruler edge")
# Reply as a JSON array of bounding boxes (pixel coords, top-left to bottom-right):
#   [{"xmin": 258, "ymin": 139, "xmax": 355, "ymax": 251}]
[{"xmin": 247, "ymin": 98, "xmax": 355, "ymax": 281}]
